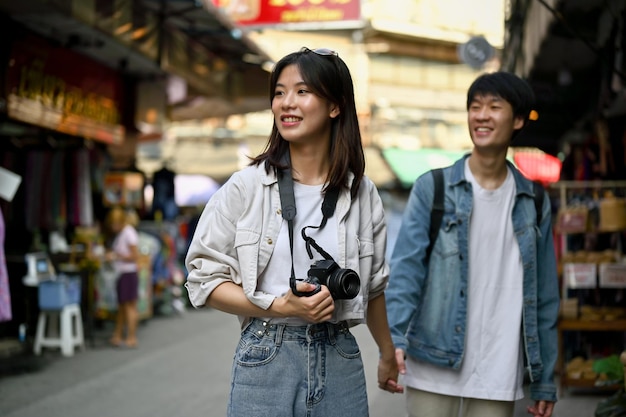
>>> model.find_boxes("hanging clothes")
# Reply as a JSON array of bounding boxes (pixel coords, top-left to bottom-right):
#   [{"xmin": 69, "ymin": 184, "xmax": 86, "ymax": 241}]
[
  {"xmin": 68, "ymin": 149, "xmax": 94, "ymax": 227},
  {"xmin": 151, "ymin": 166, "xmax": 178, "ymax": 220},
  {"xmin": 25, "ymin": 151, "xmax": 44, "ymax": 232},
  {"xmin": 0, "ymin": 207, "xmax": 12, "ymax": 322},
  {"xmin": 49, "ymin": 151, "xmax": 66, "ymax": 229},
  {"xmin": 76, "ymin": 148, "xmax": 93, "ymax": 226}
]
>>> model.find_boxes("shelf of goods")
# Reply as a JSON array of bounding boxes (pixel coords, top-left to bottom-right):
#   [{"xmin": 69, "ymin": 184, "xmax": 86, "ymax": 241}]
[{"xmin": 552, "ymin": 181, "xmax": 626, "ymax": 392}]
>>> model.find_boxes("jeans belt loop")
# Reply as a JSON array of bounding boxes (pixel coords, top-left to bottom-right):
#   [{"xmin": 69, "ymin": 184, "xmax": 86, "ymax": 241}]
[{"xmin": 274, "ymin": 323, "xmax": 285, "ymax": 346}]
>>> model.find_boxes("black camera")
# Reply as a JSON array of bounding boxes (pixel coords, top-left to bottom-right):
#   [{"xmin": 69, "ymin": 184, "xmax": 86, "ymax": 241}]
[{"xmin": 292, "ymin": 259, "xmax": 361, "ymax": 300}]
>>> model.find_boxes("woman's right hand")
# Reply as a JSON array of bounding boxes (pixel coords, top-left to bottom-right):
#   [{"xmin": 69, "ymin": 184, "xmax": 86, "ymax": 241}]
[{"xmin": 279, "ymin": 283, "xmax": 335, "ymax": 323}]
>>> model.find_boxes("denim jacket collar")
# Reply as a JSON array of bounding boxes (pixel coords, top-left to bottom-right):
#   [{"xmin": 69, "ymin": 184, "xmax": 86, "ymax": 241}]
[{"xmin": 450, "ymin": 153, "xmax": 536, "ymax": 198}]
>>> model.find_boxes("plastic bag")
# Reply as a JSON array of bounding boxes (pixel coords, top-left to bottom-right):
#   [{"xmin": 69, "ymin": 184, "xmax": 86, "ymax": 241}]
[{"xmin": 595, "ymin": 390, "xmax": 626, "ymax": 417}]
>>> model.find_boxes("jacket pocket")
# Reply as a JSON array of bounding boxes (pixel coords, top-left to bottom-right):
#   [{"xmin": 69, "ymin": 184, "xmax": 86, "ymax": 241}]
[
  {"xmin": 234, "ymin": 229, "xmax": 260, "ymax": 248},
  {"xmin": 358, "ymin": 237, "xmax": 374, "ymax": 258},
  {"xmin": 432, "ymin": 214, "xmax": 460, "ymax": 259}
]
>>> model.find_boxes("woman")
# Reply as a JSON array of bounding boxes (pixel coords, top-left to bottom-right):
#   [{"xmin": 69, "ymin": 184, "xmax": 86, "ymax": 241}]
[
  {"xmin": 185, "ymin": 47, "xmax": 402, "ymax": 416},
  {"xmin": 105, "ymin": 206, "xmax": 140, "ymax": 348}
]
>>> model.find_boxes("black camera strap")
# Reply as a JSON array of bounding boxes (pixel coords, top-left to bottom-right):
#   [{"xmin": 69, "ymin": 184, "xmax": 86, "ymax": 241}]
[{"xmin": 277, "ymin": 155, "xmax": 339, "ymax": 296}]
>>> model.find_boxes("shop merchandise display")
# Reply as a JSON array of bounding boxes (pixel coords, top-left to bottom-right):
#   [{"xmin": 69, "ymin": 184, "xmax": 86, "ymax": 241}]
[{"xmin": 553, "ymin": 181, "xmax": 626, "ymax": 392}]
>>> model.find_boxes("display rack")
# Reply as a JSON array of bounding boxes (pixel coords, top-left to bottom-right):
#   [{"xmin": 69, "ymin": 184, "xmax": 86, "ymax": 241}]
[{"xmin": 551, "ymin": 180, "xmax": 626, "ymax": 392}]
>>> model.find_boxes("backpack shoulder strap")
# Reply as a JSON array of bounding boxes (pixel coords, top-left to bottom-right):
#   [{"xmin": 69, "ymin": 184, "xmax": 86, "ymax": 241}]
[
  {"xmin": 427, "ymin": 168, "xmax": 445, "ymax": 259},
  {"xmin": 533, "ymin": 181, "xmax": 545, "ymax": 227}
]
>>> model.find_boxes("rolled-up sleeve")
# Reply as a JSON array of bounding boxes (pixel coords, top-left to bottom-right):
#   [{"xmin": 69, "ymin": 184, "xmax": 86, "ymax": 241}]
[
  {"xmin": 184, "ymin": 183, "xmax": 242, "ymax": 308},
  {"xmin": 364, "ymin": 179, "xmax": 389, "ymax": 300}
]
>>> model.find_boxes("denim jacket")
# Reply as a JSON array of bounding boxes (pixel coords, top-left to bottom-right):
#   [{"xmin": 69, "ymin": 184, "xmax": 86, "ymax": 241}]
[
  {"xmin": 185, "ymin": 164, "xmax": 389, "ymax": 327},
  {"xmin": 386, "ymin": 155, "xmax": 559, "ymax": 402}
]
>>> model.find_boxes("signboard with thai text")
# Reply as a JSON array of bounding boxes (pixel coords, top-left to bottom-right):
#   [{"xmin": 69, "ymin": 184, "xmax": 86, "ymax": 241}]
[
  {"xmin": 5, "ymin": 33, "xmax": 125, "ymax": 145},
  {"xmin": 212, "ymin": 0, "xmax": 361, "ymax": 27}
]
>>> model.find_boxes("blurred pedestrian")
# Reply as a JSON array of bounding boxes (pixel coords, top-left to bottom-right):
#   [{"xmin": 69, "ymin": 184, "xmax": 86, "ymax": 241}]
[
  {"xmin": 386, "ymin": 72, "xmax": 559, "ymax": 417},
  {"xmin": 105, "ymin": 206, "xmax": 140, "ymax": 348},
  {"xmin": 185, "ymin": 47, "xmax": 401, "ymax": 417}
]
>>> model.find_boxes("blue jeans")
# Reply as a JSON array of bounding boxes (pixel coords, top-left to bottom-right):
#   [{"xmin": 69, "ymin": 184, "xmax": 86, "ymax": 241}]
[{"xmin": 228, "ymin": 319, "xmax": 369, "ymax": 417}]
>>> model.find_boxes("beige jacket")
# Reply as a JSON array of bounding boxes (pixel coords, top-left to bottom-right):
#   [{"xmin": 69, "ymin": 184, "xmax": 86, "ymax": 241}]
[{"xmin": 185, "ymin": 163, "xmax": 389, "ymax": 327}]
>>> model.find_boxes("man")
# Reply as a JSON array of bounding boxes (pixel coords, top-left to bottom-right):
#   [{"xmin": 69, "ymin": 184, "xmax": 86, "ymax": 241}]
[{"xmin": 385, "ymin": 72, "xmax": 559, "ymax": 417}]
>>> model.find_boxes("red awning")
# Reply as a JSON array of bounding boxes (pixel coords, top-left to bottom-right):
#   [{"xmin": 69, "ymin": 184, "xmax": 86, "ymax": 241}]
[{"xmin": 513, "ymin": 150, "xmax": 562, "ymax": 185}]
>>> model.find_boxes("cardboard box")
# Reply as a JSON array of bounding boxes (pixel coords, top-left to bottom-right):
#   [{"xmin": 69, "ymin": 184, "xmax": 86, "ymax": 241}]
[
  {"xmin": 599, "ymin": 263, "xmax": 626, "ymax": 288},
  {"xmin": 563, "ymin": 263, "xmax": 597, "ymax": 289}
]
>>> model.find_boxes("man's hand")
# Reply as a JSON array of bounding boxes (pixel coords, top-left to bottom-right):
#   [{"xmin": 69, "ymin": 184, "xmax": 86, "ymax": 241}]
[
  {"xmin": 395, "ymin": 348, "xmax": 407, "ymax": 375},
  {"xmin": 527, "ymin": 400, "xmax": 555, "ymax": 417}
]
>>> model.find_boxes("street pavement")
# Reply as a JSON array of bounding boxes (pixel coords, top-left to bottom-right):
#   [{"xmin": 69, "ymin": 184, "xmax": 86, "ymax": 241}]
[
  {"xmin": 0, "ymin": 307, "xmax": 610, "ymax": 417},
  {"xmin": 0, "ymin": 308, "xmax": 408, "ymax": 417}
]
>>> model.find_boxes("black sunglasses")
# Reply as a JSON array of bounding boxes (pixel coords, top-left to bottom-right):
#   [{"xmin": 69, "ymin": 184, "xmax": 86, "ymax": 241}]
[{"xmin": 301, "ymin": 47, "xmax": 339, "ymax": 57}]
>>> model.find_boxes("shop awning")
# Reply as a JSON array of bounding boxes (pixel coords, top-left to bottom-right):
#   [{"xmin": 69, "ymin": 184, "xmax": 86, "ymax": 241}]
[
  {"xmin": 512, "ymin": 148, "xmax": 562, "ymax": 186},
  {"xmin": 0, "ymin": 0, "xmax": 273, "ymax": 121},
  {"xmin": 382, "ymin": 147, "xmax": 563, "ymax": 189},
  {"xmin": 382, "ymin": 148, "xmax": 468, "ymax": 188}
]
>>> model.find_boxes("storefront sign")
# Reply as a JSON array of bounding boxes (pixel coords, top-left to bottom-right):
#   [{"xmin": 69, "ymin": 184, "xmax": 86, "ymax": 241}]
[
  {"xmin": 5, "ymin": 34, "xmax": 125, "ymax": 145},
  {"xmin": 212, "ymin": 0, "xmax": 361, "ymax": 26}
]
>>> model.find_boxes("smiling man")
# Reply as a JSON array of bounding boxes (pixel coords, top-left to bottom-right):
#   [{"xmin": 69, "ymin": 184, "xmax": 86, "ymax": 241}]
[{"xmin": 385, "ymin": 72, "xmax": 560, "ymax": 417}]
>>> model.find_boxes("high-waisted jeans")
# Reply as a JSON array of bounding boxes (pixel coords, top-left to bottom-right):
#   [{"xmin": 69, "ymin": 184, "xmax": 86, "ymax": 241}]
[{"xmin": 227, "ymin": 318, "xmax": 369, "ymax": 417}]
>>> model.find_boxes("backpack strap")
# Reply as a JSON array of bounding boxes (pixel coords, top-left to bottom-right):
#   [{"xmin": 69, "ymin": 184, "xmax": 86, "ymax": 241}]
[
  {"xmin": 533, "ymin": 181, "xmax": 545, "ymax": 227},
  {"xmin": 427, "ymin": 168, "xmax": 445, "ymax": 259}
]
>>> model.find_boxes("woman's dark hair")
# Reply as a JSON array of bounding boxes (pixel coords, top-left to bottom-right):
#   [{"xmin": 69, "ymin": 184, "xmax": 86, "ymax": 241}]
[
  {"xmin": 250, "ymin": 48, "xmax": 365, "ymax": 197},
  {"xmin": 466, "ymin": 71, "xmax": 536, "ymax": 139}
]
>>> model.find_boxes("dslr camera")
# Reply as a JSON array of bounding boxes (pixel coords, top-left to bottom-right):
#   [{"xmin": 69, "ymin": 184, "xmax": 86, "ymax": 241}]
[{"xmin": 293, "ymin": 258, "xmax": 361, "ymax": 300}]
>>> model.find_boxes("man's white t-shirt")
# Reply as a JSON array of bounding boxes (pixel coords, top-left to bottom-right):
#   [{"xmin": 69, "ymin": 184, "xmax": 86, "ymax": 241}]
[{"xmin": 404, "ymin": 161, "xmax": 525, "ymax": 401}]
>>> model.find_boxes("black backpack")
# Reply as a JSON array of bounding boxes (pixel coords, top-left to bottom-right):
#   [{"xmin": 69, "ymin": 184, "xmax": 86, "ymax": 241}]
[{"xmin": 425, "ymin": 168, "xmax": 545, "ymax": 259}]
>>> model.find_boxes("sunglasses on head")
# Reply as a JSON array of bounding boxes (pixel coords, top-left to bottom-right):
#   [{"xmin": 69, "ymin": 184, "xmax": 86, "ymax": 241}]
[{"xmin": 301, "ymin": 47, "xmax": 339, "ymax": 57}]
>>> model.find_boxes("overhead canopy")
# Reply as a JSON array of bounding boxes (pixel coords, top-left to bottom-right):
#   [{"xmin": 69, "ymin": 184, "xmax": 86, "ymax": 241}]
[
  {"xmin": 383, "ymin": 148, "xmax": 468, "ymax": 189},
  {"xmin": 502, "ymin": 0, "xmax": 626, "ymax": 156},
  {"xmin": 0, "ymin": 0, "xmax": 272, "ymax": 120}
]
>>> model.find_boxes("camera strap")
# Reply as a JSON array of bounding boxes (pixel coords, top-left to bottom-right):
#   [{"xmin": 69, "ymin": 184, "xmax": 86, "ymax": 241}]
[{"xmin": 277, "ymin": 154, "xmax": 339, "ymax": 295}]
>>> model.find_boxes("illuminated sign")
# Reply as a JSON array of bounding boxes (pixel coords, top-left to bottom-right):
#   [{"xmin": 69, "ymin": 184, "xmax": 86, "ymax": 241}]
[
  {"xmin": 213, "ymin": 0, "xmax": 361, "ymax": 26},
  {"xmin": 5, "ymin": 34, "xmax": 125, "ymax": 145}
]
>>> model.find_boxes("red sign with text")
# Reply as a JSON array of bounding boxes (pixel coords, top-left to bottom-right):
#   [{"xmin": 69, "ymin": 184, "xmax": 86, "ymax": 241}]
[{"xmin": 213, "ymin": 0, "xmax": 361, "ymax": 26}]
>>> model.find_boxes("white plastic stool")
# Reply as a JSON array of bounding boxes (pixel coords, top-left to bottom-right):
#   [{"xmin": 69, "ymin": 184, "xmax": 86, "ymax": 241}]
[{"xmin": 33, "ymin": 303, "xmax": 84, "ymax": 357}]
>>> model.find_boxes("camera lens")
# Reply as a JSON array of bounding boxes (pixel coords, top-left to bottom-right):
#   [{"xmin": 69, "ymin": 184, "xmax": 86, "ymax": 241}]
[{"xmin": 327, "ymin": 268, "xmax": 360, "ymax": 300}]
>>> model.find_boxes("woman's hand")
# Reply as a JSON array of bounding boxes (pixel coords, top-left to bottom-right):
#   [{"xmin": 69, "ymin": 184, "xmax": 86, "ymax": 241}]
[
  {"xmin": 278, "ymin": 283, "xmax": 335, "ymax": 323},
  {"xmin": 377, "ymin": 354, "xmax": 404, "ymax": 394}
]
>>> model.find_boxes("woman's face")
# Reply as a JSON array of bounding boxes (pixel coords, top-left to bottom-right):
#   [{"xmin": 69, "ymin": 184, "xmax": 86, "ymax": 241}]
[
  {"xmin": 107, "ymin": 211, "xmax": 125, "ymax": 234},
  {"xmin": 271, "ymin": 64, "xmax": 339, "ymax": 146}
]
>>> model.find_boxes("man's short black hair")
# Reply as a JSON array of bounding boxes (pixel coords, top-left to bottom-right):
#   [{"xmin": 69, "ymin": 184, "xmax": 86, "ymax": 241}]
[{"xmin": 466, "ymin": 72, "xmax": 536, "ymax": 122}]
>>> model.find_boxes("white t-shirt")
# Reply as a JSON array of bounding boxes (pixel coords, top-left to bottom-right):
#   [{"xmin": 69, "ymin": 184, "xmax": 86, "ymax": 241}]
[
  {"xmin": 404, "ymin": 161, "xmax": 525, "ymax": 401},
  {"xmin": 258, "ymin": 182, "xmax": 338, "ymax": 324}
]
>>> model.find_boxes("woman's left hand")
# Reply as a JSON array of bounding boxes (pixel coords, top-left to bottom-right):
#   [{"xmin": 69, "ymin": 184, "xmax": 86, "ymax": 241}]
[{"xmin": 377, "ymin": 355, "xmax": 404, "ymax": 394}]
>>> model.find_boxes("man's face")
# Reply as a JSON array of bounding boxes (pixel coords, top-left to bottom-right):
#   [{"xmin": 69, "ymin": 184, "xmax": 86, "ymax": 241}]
[{"xmin": 467, "ymin": 93, "xmax": 524, "ymax": 152}]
